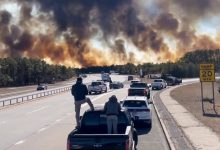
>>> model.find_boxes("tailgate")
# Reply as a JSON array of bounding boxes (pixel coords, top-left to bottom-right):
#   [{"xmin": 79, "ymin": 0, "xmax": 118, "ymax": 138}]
[{"xmin": 69, "ymin": 135, "xmax": 128, "ymax": 150}]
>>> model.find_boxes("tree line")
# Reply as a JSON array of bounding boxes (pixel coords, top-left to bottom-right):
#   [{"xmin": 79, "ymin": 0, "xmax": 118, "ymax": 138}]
[
  {"xmin": 0, "ymin": 49, "xmax": 219, "ymax": 87},
  {"xmin": 0, "ymin": 57, "xmax": 76, "ymax": 87},
  {"xmin": 80, "ymin": 49, "xmax": 220, "ymax": 78}
]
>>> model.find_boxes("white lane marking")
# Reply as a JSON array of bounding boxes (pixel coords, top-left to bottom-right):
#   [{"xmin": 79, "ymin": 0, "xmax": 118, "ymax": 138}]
[
  {"xmin": 38, "ymin": 127, "xmax": 47, "ymax": 132},
  {"xmin": 27, "ymin": 106, "xmax": 49, "ymax": 114},
  {"xmin": 0, "ymin": 121, "xmax": 6, "ymax": 125},
  {"xmin": 15, "ymin": 140, "xmax": 25, "ymax": 145},
  {"xmin": 56, "ymin": 119, "xmax": 62, "ymax": 122},
  {"xmin": 66, "ymin": 113, "xmax": 73, "ymax": 116}
]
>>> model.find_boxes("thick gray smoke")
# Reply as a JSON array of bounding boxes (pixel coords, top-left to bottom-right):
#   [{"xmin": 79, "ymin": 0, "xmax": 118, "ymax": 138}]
[{"xmin": 0, "ymin": 0, "xmax": 220, "ymax": 67}]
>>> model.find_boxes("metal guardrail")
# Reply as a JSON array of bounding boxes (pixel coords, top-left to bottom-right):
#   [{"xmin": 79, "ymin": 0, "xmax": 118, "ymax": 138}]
[{"xmin": 0, "ymin": 86, "xmax": 72, "ymax": 107}]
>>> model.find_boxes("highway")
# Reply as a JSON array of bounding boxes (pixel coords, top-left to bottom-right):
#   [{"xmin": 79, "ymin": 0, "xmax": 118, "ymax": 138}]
[{"xmin": 0, "ymin": 75, "xmax": 169, "ymax": 150}]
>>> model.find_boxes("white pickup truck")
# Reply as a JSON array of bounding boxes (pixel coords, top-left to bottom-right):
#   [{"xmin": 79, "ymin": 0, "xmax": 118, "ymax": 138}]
[{"xmin": 88, "ymin": 81, "xmax": 107, "ymax": 94}]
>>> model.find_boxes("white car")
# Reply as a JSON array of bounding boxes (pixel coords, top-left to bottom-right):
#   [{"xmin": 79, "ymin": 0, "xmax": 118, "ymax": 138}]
[
  {"xmin": 88, "ymin": 81, "xmax": 107, "ymax": 94},
  {"xmin": 121, "ymin": 96, "xmax": 152, "ymax": 127},
  {"xmin": 153, "ymin": 79, "xmax": 167, "ymax": 88}
]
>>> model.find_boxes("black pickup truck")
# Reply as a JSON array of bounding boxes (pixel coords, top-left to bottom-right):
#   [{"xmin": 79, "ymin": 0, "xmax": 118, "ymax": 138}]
[{"xmin": 67, "ymin": 107, "xmax": 138, "ymax": 150}]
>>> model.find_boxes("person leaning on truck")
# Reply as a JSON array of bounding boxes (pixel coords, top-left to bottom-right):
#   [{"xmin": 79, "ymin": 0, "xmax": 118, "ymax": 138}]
[
  {"xmin": 71, "ymin": 77, "xmax": 94, "ymax": 128},
  {"xmin": 104, "ymin": 95, "xmax": 121, "ymax": 134}
]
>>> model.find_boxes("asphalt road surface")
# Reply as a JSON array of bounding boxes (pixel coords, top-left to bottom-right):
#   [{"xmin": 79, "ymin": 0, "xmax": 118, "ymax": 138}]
[{"xmin": 0, "ymin": 75, "xmax": 169, "ymax": 150}]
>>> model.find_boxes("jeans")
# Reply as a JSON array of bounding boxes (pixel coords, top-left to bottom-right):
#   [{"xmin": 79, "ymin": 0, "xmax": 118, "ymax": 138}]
[
  {"xmin": 75, "ymin": 97, "xmax": 94, "ymax": 127},
  {"xmin": 107, "ymin": 115, "xmax": 118, "ymax": 134}
]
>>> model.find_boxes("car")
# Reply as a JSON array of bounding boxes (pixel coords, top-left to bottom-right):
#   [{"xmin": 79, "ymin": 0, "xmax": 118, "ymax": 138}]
[
  {"xmin": 88, "ymin": 81, "xmax": 107, "ymax": 94},
  {"xmin": 161, "ymin": 74, "xmax": 182, "ymax": 86},
  {"xmin": 128, "ymin": 75, "xmax": 134, "ymax": 81},
  {"xmin": 153, "ymin": 79, "xmax": 167, "ymax": 88},
  {"xmin": 151, "ymin": 82, "xmax": 163, "ymax": 90},
  {"xmin": 37, "ymin": 84, "xmax": 48, "ymax": 90},
  {"xmin": 121, "ymin": 96, "xmax": 152, "ymax": 127},
  {"xmin": 101, "ymin": 73, "xmax": 111, "ymax": 82},
  {"xmin": 109, "ymin": 81, "xmax": 124, "ymax": 89},
  {"xmin": 67, "ymin": 106, "xmax": 138, "ymax": 150}
]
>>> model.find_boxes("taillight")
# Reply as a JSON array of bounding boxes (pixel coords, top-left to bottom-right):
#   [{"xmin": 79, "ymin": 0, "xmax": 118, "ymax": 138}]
[
  {"xmin": 125, "ymin": 139, "xmax": 129, "ymax": 150},
  {"xmin": 67, "ymin": 140, "xmax": 70, "ymax": 150},
  {"xmin": 144, "ymin": 89, "xmax": 147, "ymax": 95}
]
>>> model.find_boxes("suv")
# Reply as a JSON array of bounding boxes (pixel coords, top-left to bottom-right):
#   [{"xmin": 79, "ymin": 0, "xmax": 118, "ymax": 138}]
[
  {"xmin": 88, "ymin": 81, "xmax": 107, "ymax": 94},
  {"xmin": 121, "ymin": 96, "xmax": 152, "ymax": 127}
]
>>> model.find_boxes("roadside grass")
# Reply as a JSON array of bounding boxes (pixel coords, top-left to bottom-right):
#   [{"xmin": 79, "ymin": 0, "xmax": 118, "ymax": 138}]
[{"xmin": 171, "ymin": 80, "xmax": 220, "ymax": 135}]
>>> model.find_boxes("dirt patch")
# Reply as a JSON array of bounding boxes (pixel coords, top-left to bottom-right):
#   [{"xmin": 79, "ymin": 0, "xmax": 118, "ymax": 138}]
[{"xmin": 171, "ymin": 81, "xmax": 220, "ymax": 135}]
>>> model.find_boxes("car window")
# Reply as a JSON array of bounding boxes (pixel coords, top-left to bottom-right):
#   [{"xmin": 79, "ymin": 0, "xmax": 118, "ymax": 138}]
[
  {"xmin": 128, "ymin": 89, "xmax": 146, "ymax": 96},
  {"xmin": 154, "ymin": 79, "xmax": 162, "ymax": 82},
  {"xmin": 83, "ymin": 111, "xmax": 129, "ymax": 126},
  {"xmin": 130, "ymin": 83, "xmax": 147, "ymax": 88},
  {"xmin": 123, "ymin": 100, "xmax": 147, "ymax": 107}
]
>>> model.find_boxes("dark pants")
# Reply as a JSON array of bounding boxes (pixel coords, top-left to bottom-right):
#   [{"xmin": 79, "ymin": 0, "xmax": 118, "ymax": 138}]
[{"xmin": 107, "ymin": 115, "xmax": 118, "ymax": 134}]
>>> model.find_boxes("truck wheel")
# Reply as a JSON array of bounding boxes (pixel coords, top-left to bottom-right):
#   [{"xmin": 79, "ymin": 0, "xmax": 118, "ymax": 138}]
[{"xmin": 89, "ymin": 92, "xmax": 92, "ymax": 95}]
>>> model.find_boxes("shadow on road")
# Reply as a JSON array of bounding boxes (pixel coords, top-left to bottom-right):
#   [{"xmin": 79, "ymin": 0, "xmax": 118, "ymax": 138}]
[{"xmin": 135, "ymin": 125, "xmax": 151, "ymax": 135}]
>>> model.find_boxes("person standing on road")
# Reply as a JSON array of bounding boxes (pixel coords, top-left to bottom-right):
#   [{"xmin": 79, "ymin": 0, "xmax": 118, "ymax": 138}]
[
  {"xmin": 71, "ymin": 77, "xmax": 94, "ymax": 128},
  {"xmin": 104, "ymin": 95, "xmax": 121, "ymax": 134}
]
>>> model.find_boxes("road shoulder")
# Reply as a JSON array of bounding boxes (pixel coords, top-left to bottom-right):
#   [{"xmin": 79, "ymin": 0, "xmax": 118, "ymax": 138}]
[{"xmin": 159, "ymin": 85, "xmax": 220, "ymax": 150}]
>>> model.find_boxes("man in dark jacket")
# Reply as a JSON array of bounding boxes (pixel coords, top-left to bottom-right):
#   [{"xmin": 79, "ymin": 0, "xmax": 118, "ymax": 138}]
[
  {"xmin": 104, "ymin": 95, "xmax": 121, "ymax": 134},
  {"xmin": 72, "ymin": 77, "xmax": 94, "ymax": 127}
]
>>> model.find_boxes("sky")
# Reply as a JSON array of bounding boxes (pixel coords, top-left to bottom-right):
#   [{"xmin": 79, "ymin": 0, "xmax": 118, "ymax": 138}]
[{"xmin": 0, "ymin": 0, "xmax": 220, "ymax": 67}]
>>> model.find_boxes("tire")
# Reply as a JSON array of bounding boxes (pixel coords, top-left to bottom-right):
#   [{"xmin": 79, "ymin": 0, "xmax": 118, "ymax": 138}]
[
  {"xmin": 148, "ymin": 122, "xmax": 152, "ymax": 129},
  {"xmin": 89, "ymin": 91, "xmax": 92, "ymax": 95}
]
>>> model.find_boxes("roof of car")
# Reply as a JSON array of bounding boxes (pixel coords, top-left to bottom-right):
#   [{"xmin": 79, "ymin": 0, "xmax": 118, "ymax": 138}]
[{"xmin": 124, "ymin": 96, "xmax": 148, "ymax": 101}]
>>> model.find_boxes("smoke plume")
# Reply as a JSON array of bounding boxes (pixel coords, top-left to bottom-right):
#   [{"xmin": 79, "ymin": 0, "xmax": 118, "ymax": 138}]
[{"xmin": 0, "ymin": 0, "xmax": 220, "ymax": 67}]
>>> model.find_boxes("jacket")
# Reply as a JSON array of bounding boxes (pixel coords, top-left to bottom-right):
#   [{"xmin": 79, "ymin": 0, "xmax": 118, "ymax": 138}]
[
  {"xmin": 104, "ymin": 98, "xmax": 121, "ymax": 116},
  {"xmin": 71, "ymin": 82, "xmax": 88, "ymax": 101}
]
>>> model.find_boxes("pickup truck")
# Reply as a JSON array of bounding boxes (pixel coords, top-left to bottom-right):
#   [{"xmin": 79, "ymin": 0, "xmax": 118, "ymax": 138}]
[
  {"xmin": 129, "ymin": 82, "xmax": 150, "ymax": 99},
  {"xmin": 88, "ymin": 81, "xmax": 107, "ymax": 94},
  {"xmin": 67, "ymin": 107, "xmax": 138, "ymax": 150}
]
